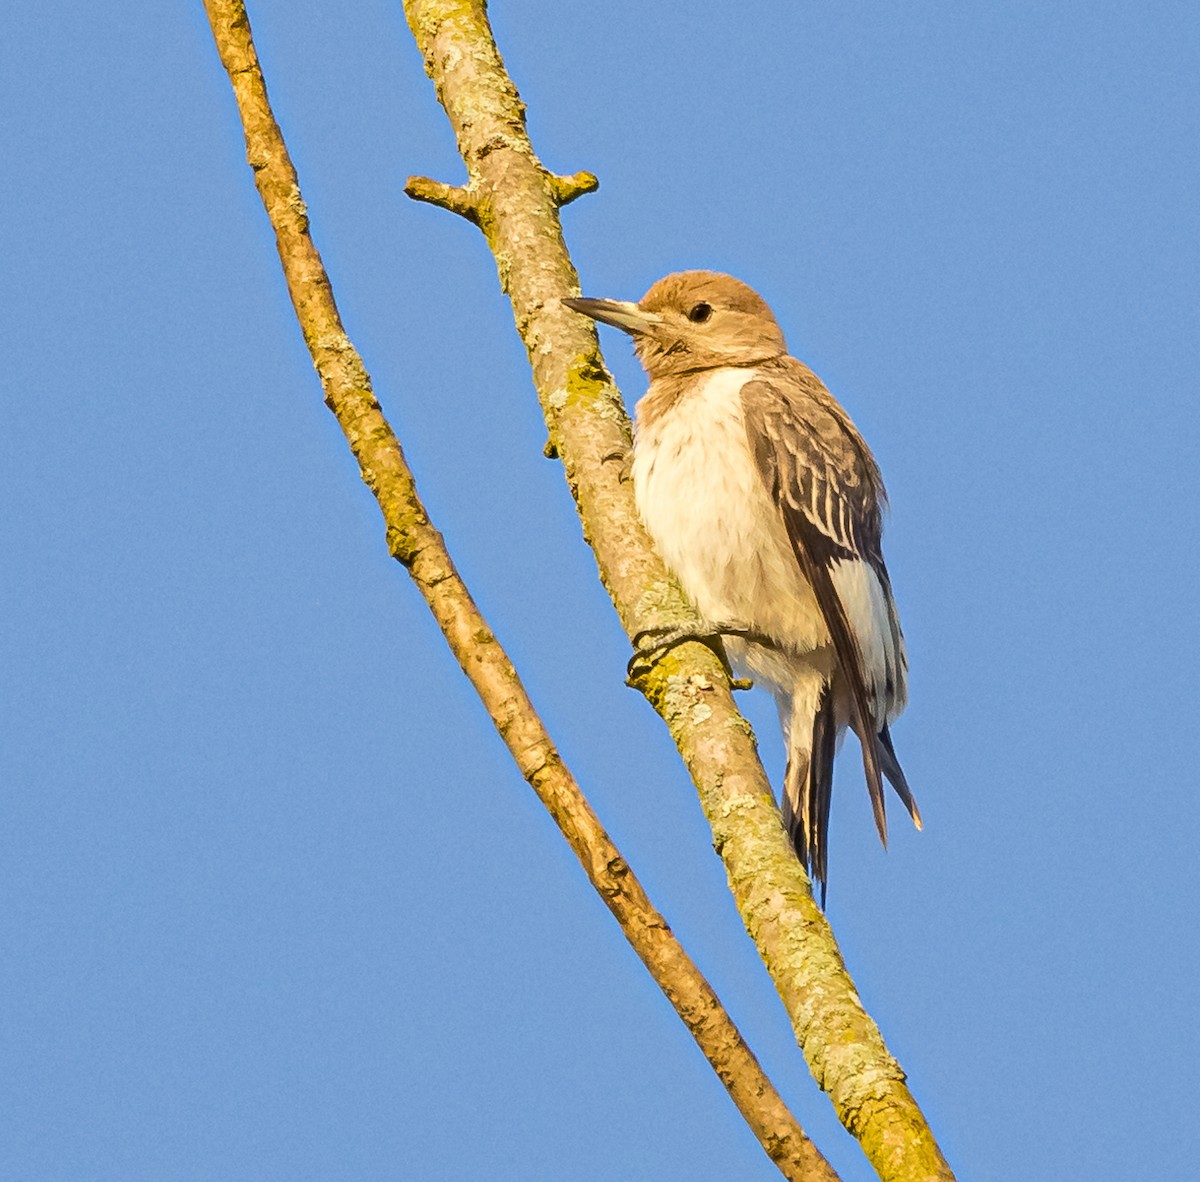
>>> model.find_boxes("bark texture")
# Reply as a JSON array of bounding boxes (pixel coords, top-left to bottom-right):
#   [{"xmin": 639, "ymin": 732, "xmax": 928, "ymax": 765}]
[
  {"xmin": 203, "ymin": 1, "xmax": 838, "ymax": 1177},
  {"xmin": 400, "ymin": 2, "xmax": 956, "ymax": 1179}
]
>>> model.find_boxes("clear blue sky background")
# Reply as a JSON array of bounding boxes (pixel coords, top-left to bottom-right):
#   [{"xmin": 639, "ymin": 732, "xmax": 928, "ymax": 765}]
[{"xmin": 3, "ymin": 2, "xmax": 1197, "ymax": 1179}]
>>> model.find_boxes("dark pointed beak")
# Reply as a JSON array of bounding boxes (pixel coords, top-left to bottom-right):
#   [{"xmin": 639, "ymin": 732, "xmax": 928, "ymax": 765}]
[{"xmin": 562, "ymin": 297, "xmax": 663, "ymax": 336}]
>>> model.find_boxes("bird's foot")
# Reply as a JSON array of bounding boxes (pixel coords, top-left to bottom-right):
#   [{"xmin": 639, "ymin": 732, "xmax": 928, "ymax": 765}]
[{"xmin": 626, "ymin": 623, "xmax": 762, "ymax": 689}]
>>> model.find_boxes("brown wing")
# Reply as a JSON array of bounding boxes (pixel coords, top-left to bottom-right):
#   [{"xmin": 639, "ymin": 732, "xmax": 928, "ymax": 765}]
[{"xmin": 741, "ymin": 365, "xmax": 913, "ymax": 852}]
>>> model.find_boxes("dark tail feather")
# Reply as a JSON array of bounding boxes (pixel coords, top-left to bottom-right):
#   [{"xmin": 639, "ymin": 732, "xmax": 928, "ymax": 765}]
[
  {"xmin": 781, "ymin": 682, "xmax": 838, "ymax": 906},
  {"xmin": 877, "ymin": 724, "xmax": 922, "ymax": 830},
  {"xmin": 809, "ymin": 683, "xmax": 838, "ymax": 901}
]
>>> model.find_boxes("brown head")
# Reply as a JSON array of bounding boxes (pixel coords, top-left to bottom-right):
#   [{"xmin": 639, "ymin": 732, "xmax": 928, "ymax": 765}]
[{"xmin": 563, "ymin": 270, "xmax": 788, "ymax": 378}]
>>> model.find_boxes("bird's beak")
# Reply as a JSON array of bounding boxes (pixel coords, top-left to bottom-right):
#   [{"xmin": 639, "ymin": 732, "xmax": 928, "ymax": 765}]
[{"xmin": 562, "ymin": 297, "xmax": 663, "ymax": 336}]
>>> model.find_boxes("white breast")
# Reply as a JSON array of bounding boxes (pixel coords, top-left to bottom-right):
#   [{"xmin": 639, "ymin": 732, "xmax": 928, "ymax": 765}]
[{"xmin": 631, "ymin": 368, "xmax": 830, "ymax": 660}]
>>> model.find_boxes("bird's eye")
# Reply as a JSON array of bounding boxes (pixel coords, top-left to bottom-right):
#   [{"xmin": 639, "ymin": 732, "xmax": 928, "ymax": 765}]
[{"xmin": 686, "ymin": 302, "xmax": 713, "ymax": 324}]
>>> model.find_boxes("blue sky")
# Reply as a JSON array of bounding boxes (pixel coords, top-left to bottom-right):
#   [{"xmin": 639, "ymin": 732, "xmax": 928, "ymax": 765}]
[{"xmin": 2, "ymin": 2, "xmax": 1197, "ymax": 1179}]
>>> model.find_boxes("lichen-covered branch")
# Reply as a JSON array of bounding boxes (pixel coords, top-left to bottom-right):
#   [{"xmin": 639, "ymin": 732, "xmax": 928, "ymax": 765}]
[
  {"xmin": 202, "ymin": 2, "xmax": 837, "ymax": 1177},
  {"xmin": 398, "ymin": 2, "xmax": 956, "ymax": 1180}
]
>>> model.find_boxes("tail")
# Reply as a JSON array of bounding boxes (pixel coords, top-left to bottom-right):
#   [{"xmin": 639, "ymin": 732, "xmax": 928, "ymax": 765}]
[
  {"xmin": 878, "ymin": 723, "xmax": 922, "ymax": 831},
  {"xmin": 780, "ymin": 682, "xmax": 837, "ymax": 905},
  {"xmin": 781, "ymin": 690, "xmax": 921, "ymax": 905}
]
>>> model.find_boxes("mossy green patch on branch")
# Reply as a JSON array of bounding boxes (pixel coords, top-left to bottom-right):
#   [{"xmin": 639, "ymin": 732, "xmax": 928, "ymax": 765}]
[
  {"xmin": 560, "ymin": 354, "xmax": 609, "ymax": 409},
  {"xmin": 385, "ymin": 504, "xmax": 433, "ymax": 568}
]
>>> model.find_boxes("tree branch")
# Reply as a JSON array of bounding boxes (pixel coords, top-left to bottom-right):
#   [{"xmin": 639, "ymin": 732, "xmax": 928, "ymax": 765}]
[
  {"xmin": 398, "ymin": 2, "xmax": 956, "ymax": 1179},
  {"xmin": 404, "ymin": 175, "xmax": 480, "ymax": 223},
  {"xmin": 202, "ymin": 1, "xmax": 837, "ymax": 1177}
]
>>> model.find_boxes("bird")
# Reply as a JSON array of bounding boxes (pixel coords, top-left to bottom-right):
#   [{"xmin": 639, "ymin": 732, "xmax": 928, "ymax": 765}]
[{"xmin": 563, "ymin": 271, "xmax": 921, "ymax": 900}]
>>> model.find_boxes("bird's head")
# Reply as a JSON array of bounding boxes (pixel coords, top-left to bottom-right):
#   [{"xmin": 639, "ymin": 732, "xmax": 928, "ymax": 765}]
[{"xmin": 563, "ymin": 270, "xmax": 787, "ymax": 378}]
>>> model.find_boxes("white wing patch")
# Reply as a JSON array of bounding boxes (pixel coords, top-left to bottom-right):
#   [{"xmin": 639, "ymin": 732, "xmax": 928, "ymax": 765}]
[{"xmin": 829, "ymin": 559, "xmax": 907, "ymax": 724}]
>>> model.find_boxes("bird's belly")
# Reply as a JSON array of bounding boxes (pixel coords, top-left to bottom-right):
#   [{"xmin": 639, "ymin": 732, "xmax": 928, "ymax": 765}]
[{"xmin": 632, "ymin": 370, "xmax": 829, "ymax": 655}]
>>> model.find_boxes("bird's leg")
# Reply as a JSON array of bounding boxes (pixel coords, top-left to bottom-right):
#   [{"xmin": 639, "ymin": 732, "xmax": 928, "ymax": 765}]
[{"xmin": 627, "ymin": 622, "xmax": 774, "ymax": 689}]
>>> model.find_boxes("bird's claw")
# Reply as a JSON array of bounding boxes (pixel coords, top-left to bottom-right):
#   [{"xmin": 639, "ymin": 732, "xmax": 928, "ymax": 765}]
[{"xmin": 626, "ymin": 624, "xmax": 752, "ymax": 689}]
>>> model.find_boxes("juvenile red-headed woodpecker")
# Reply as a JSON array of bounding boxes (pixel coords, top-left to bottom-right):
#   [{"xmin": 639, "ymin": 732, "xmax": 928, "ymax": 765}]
[{"xmin": 565, "ymin": 271, "xmax": 921, "ymax": 900}]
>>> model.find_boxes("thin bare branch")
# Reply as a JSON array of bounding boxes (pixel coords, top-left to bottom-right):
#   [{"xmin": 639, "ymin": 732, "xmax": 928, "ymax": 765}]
[
  {"xmin": 398, "ymin": 2, "xmax": 956, "ymax": 1179},
  {"xmin": 202, "ymin": 1, "xmax": 837, "ymax": 1177},
  {"xmin": 549, "ymin": 169, "xmax": 600, "ymax": 206},
  {"xmin": 404, "ymin": 175, "xmax": 480, "ymax": 222}
]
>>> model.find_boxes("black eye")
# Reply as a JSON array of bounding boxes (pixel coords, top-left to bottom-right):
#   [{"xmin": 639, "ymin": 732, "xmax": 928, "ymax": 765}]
[{"xmin": 686, "ymin": 301, "xmax": 713, "ymax": 324}]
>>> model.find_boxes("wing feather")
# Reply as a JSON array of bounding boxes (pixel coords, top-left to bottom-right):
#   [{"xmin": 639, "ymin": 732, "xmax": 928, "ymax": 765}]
[{"xmin": 742, "ymin": 364, "xmax": 916, "ymax": 846}]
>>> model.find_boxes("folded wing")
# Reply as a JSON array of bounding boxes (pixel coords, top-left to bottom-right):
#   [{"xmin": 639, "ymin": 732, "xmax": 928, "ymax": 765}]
[{"xmin": 741, "ymin": 365, "xmax": 919, "ymax": 877}]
